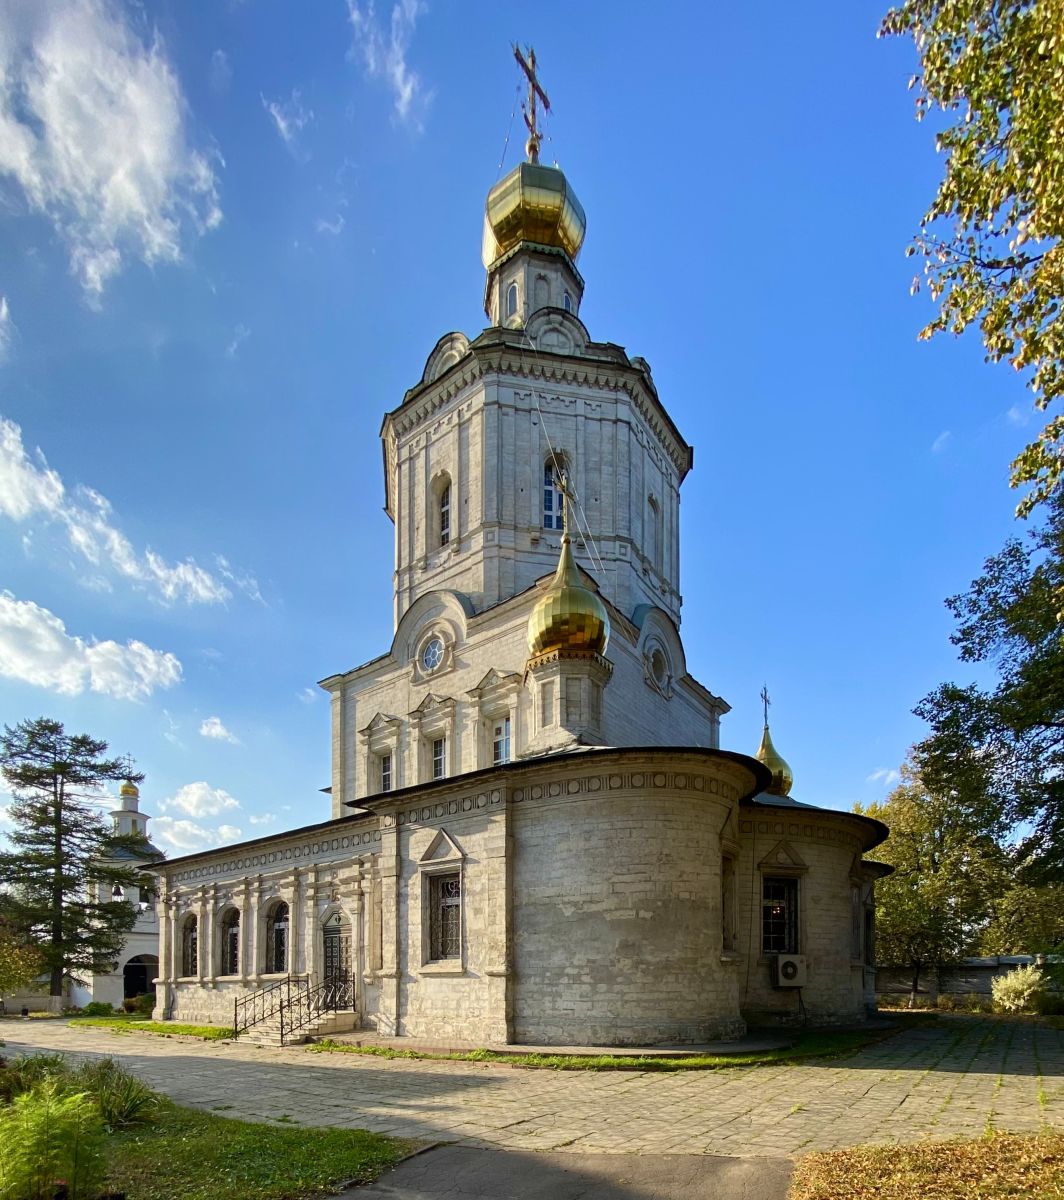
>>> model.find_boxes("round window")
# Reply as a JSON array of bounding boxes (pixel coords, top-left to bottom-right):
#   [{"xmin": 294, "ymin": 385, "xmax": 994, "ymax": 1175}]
[
  {"xmin": 650, "ymin": 648, "xmax": 669, "ymax": 687},
  {"xmin": 421, "ymin": 637, "xmax": 445, "ymax": 672}
]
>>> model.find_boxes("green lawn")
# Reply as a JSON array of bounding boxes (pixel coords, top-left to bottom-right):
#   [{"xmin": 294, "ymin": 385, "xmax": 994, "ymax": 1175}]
[
  {"xmin": 73, "ymin": 1017, "xmax": 232, "ymax": 1041},
  {"xmin": 790, "ymin": 1132, "xmax": 1064, "ymax": 1199},
  {"xmin": 106, "ymin": 1100, "xmax": 410, "ymax": 1200}
]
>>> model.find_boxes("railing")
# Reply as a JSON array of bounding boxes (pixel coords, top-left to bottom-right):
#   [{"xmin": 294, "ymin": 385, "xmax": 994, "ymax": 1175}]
[
  {"xmin": 232, "ymin": 976, "xmax": 308, "ymax": 1037},
  {"xmin": 279, "ymin": 973, "xmax": 355, "ymax": 1045}
]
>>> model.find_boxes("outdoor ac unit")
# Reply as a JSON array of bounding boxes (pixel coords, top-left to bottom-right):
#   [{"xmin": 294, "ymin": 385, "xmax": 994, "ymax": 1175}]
[{"xmin": 773, "ymin": 954, "xmax": 807, "ymax": 988}]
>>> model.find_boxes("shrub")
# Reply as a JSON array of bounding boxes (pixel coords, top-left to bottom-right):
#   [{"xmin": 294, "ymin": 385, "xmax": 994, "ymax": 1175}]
[
  {"xmin": 0, "ymin": 1054, "xmax": 67, "ymax": 1103},
  {"xmin": 992, "ymin": 964, "xmax": 1048, "ymax": 1014},
  {"xmin": 80, "ymin": 1002, "xmax": 112, "ymax": 1018},
  {"xmin": 0, "ymin": 1081, "xmax": 106, "ymax": 1200},
  {"xmin": 70, "ymin": 1058, "xmax": 157, "ymax": 1129},
  {"xmin": 134, "ymin": 992, "xmax": 155, "ymax": 1016},
  {"xmin": 121, "ymin": 999, "xmax": 138, "ymax": 1014}
]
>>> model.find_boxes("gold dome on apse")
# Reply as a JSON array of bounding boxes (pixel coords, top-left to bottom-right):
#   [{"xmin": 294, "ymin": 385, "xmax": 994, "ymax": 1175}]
[
  {"xmin": 482, "ymin": 161, "xmax": 587, "ymax": 269},
  {"xmin": 527, "ymin": 533, "xmax": 609, "ymax": 659},
  {"xmin": 119, "ymin": 780, "xmax": 139, "ymax": 798},
  {"xmin": 755, "ymin": 724, "xmax": 794, "ymax": 798}
]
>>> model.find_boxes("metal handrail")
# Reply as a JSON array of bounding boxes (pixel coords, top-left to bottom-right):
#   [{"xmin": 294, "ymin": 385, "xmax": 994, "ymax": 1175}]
[
  {"xmin": 232, "ymin": 975, "xmax": 309, "ymax": 1037},
  {"xmin": 279, "ymin": 974, "xmax": 355, "ymax": 1045}
]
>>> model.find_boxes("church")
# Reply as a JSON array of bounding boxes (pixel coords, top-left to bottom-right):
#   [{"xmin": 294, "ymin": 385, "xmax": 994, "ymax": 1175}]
[{"xmin": 150, "ymin": 61, "xmax": 889, "ymax": 1046}]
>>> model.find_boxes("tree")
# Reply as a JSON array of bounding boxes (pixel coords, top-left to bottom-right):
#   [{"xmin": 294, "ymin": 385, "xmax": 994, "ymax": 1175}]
[
  {"xmin": 857, "ymin": 761, "xmax": 1009, "ymax": 1006},
  {"xmin": 914, "ymin": 489, "xmax": 1064, "ymax": 881},
  {"xmin": 980, "ymin": 884, "xmax": 1064, "ymax": 953},
  {"xmin": 0, "ymin": 718, "xmax": 148, "ymax": 999},
  {"xmin": 0, "ymin": 923, "xmax": 44, "ymax": 997},
  {"xmin": 881, "ymin": 1, "xmax": 1064, "ymax": 517}
]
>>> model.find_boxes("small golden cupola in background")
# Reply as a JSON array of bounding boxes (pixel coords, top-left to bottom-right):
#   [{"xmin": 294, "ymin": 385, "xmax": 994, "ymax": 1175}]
[{"xmin": 755, "ymin": 687, "xmax": 794, "ymax": 798}]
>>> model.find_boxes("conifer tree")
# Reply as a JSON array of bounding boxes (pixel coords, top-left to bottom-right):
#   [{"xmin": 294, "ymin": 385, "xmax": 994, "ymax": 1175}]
[{"xmin": 0, "ymin": 718, "xmax": 149, "ymax": 999}]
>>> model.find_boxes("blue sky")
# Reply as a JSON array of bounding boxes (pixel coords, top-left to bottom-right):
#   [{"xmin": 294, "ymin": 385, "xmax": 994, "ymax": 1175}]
[{"xmin": 0, "ymin": 0, "xmax": 1031, "ymax": 853}]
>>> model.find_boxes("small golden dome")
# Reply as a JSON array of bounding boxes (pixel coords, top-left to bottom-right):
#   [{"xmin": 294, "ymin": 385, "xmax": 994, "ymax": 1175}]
[
  {"xmin": 756, "ymin": 724, "xmax": 794, "ymax": 797},
  {"xmin": 527, "ymin": 534, "xmax": 609, "ymax": 659},
  {"xmin": 482, "ymin": 161, "xmax": 586, "ymax": 269},
  {"xmin": 119, "ymin": 780, "xmax": 139, "ymax": 798}
]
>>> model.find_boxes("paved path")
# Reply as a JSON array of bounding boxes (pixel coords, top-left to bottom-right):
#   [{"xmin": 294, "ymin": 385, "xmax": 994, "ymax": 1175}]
[{"xmin": 2, "ymin": 1016, "xmax": 1061, "ymax": 1157}]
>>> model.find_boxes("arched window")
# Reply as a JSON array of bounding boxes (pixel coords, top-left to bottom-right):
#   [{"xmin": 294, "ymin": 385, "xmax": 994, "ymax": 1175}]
[
  {"xmin": 647, "ymin": 496, "xmax": 663, "ymax": 574},
  {"xmin": 543, "ymin": 460, "xmax": 565, "ymax": 530},
  {"xmin": 181, "ymin": 915, "xmax": 198, "ymax": 976},
  {"xmin": 439, "ymin": 481, "xmax": 451, "ymax": 546},
  {"xmin": 220, "ymin": 909, "xmax": 240, "ymax": 976},
  {"xmin": 563, "ymin": 290, "xmax": 572, "ymax": 313},
  {"xmin": 265, "ymin": 901, "xmax": 289, "ymax": 974},
  {"xmin": 505, "ymin": 282, "xmax": 518, "ymax": 318}
]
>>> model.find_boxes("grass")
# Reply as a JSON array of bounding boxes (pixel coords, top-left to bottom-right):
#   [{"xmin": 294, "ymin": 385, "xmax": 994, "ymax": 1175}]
[
  {"xmin": 106, "ymin": 1100, "xmax": 409, "ymax": 1198},
  {"xmin": 790, "ymin": 1132, "xmax": 1064, "ymax": 1199},
  {"xmin": 72, "ymin": 1017, "xmax": 232, "ymax": 1041},
  {"xmin": 308, "ymin": 1027, "xmax": 893, "ymax": 1071}
]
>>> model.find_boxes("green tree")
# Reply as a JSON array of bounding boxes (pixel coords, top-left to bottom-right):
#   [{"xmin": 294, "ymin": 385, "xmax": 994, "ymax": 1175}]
[
  {"xmin": 915, "ymin": 489, "xmax": 1064, "ymax": 881},
  {"xmin": 0, "ymin": 718, "xmax": 148, "ymax": 999},
  {"xmin": 857, "ymin": 761, "xmax": 1009, "ymax": 1005},
  {"xmin": 881, "ymin": 0, "xmax": 1064, "ymax": 516},
  {"xmin": 980, "ymin": 884, "xmax": 1064, "ymax": 953},
  {"xmin": 0, "ymin": 923, "xmax": 44, "ymax": 996}
]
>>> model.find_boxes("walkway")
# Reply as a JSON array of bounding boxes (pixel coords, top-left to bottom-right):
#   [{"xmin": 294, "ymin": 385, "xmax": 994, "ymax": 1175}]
[{"xmin": 2, "ymin": 1016, "xmax": 1060, "ymax": 1157}]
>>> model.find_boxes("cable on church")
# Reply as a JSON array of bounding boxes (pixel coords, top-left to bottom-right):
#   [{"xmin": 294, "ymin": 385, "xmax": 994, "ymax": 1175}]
[{"xmin": 496, "ymin": 83, "xmax": 521, "ymax": 179}]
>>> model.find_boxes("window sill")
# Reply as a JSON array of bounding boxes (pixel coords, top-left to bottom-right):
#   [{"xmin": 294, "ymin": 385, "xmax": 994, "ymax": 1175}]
[
  {"xmin": 418, "ymin": 961, "xmax": 466, "ymax": 977},
  {"xmin": 720, "ymin": 952, "xmax": 742, "ymax": 964}
]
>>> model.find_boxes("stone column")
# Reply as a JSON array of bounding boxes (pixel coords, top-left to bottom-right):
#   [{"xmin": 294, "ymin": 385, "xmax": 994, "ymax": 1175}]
[
  {"xmin": 377, "ymin": 817, "xmax": 401, "ymax": 1035},
  {"xmin": 297, "ymin": 867, "xmax": 314, "ymax": 979},
  {"xmin": 153, "ymin": 882, "xmax": 173, "ymax": 1020},
  {"xmin": 239, "ymin": 878, "xmax": 251, "ymax": 986},
  {"xmin": 248, "ymin": 876, "xmax": 262, "ymax": 984}
]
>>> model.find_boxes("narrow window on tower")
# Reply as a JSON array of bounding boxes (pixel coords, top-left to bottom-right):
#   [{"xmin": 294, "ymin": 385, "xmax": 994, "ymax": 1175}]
[
  {"xmin": 380, "ymin": 752, "xmax": 392, "ymax": 793},
  {"xmin": 492, "ymin": 716, "xmax": 511, "ymax": 765},
  {"xmin": 543, "ymin": 461, "xmax": 565, "ymax": 530},
  {"xmin": 563, "ymin": 290, "xmax": 572, "ymax": 313},
  {"xmin": 432, "ymin": 737, "xmax": 446, "ymax": 780},
  {"xmin": 506, "ymin": 282, "xmax": 518, "ymax": 318},
  {"xmin": 439, "ymin": 481, "xmax": 451, "ymax": 546}
]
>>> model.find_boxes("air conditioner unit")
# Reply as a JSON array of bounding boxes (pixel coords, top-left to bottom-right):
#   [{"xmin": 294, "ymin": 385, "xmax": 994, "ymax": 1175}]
[{"xmin": 773, "ymin": 954, "xmax": 807, "ymax": 988}]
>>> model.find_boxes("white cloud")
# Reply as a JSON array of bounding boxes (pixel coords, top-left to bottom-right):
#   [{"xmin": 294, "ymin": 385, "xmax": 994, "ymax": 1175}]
[
  {"xmin": 199, "ymin": 715, "xmax": 239, "ymax": 744},
  {"xmin": 315, "ymin": 215, "xmax": 345, "ymax": 236},
  {"xmin": 0, "ymin": 590, "xmax": 182, "ymax": 699},
  {"xmin": 866, "ymin": 768, "xmax": 901, "ymax": 786},
  {"xmin": 931, "ymin": 430, "xmax": 952, "ymax": 454},
  {"xmin": 0, "ymin": 415, "xmax": 260, "ymax": 605},
  {"xmin": 224, "ymin": 322, "xmax": 250, "ymax": 358},
  {"xmin": 298, "ymin": 686, "xmax": 318, "ymax": 704},
  {"xmin": 0, "ymin": 0, "xmax": 222, "ymax": 298},
  {"xmin": 208, "ymin": 48, "xmax": 231, "ymax": 93},
  {"xmin": 261, "ymin": 89, "xmax": 313, "ymax": 148},
  {"xmin": 161, "ymin": 780, "xmax": 239, "ymax": 818},
  {"xmin": 346, "ymin": 0, "xmax": 428, "ymax": 126},
  {"xmin": 1007, "ymin": 404, "xmax": 1031, "ymax": 427},
  {"xmin": 248, "ymin": 812, "xmax": 275, "ymax": 826},
  {"xmin": 0, "ymin": 295, "xmax": 12, "ymax": 361},
  {"xmin": 152, "ymin": 814, "xmax": 241, "ymax": 853}
]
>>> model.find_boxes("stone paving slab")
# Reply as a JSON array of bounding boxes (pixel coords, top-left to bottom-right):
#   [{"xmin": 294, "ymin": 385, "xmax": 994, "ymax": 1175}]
[{"xmin": 1, "ymin": 1016, "xmax": 1060, "ymax": 1158}]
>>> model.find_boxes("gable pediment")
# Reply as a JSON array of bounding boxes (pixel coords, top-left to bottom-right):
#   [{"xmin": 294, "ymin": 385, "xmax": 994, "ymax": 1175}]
[
  {"xmin": 419, "ymin": 828, "xmax": 464, "ymax": 864},
  {"xmin": 409, "ymin": 693, "xmax": 456, "ymax": 717},
  {"xmin": 467, "ymin": 668, "xmax": 521, "ymax": 699},
  {"xmin": 758, "ymin": 840, "xmax": 808, "ymax": 873},
  {"xmin": 359, "ymin": 711, "xmax": 401, "ymax": 738}
]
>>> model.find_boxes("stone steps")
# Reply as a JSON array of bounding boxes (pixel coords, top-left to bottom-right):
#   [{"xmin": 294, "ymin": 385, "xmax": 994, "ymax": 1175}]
[{"xmin": 241, "ymin": 1009, "xmax": 359, "ymax": 1047}]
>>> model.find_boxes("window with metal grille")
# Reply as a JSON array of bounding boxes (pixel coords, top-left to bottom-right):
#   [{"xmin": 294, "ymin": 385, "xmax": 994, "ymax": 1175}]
[
  {"xmin": 543, "ymin": 462, "xmax": 565, "ymax": 530},
  {"xmin": 431, "ymin": 737, "xmax": 446, "ymax": 780},
  {"xmin": 181, "ymin": 916, "xmax": 198, "ymax": 976},
  {"xmin": 439, "ymin": 482, "xmax": 451, "ymax": 546},
  {"xmin": 380, "ymin": 752, "xmax": 392, "ymax": 792},
  {"xmin": 266, "ymin": 902, "xmax": 288, "ymax": 973},
  {"xmin": 429, "ymin": 873, "xmax": 461, "ymax": 960},
  {"xmin": 220, "ymin": 909, "xmax": 240, "ymax": 975},
  {"xmin": 761, "ymin": 877, "xmax": 798, "ymax": 955},
  {"xmin": 492, "ymin": 716, "xmax": 510, "ymax": 765}
]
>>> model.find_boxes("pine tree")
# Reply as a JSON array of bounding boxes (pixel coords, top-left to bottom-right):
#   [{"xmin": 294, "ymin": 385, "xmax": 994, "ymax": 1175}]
[{"xmin": 0, "ymin": 718, "xmax": 150, "ymax": 999}]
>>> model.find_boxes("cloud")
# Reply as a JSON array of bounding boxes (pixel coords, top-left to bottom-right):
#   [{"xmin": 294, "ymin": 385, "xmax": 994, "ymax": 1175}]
[
  {"xmin": 0, "ymin": 591, "xmax": 182, "ymax": 699},
  {"xmin": 160, "ymin": 780, "xmax": 239, "ymax": 818},
  {"xmin": 0, "ymin": 0, "xmax": 222, "ymax": 298},
  {"xmin": 152, "ymin": 814, "xmax": 242, "ymax": 852},
  {"xmin": 0, "ymin": 415, "xmax": 260, "ymax": 604},
  {"xmin": 1007, "ymin": 404, "xmax": 1032, "ymax": 427},
  {"xmin": 298, "ymin": 686, "xmax": 318, "ymax": 704},
  {"xmin": 0, "ymin": 296, "xmax": 12, "ymax": 361},
  {"xmin": 199, "ymin": 715, "xmax": 239, "ymax": 744},
  {"xmin": 208, "ymin": 48, "xmax": 231, "ymax": 93},
  {"xmin": 866, "ymin": 768, "xmax": 901, "ymax": 786},
  {"xmin": 315, "ymin": 215, "xmax": 345, "ymax": 236},
  {"xmin": 346, "ymin": 0, "xmax": 428, "ymax": 126},
  {"xmin": 224, "ymin": 322, "xmax": 250, "ymax": 358},
  {"xmin": 261, "ymin": 88, "xmax": 313, "ymax": 148},
  {"xmin": 931, "ymin": 430, "xmax": 952, "ymax": 454},
  {"xmin": 248, "ymin": 812, "xmax": 275, "ymax": 826}
]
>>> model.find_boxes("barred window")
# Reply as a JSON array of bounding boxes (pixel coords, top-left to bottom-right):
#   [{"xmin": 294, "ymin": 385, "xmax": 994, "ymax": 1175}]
[
  {"xmin": 429, "ymin": 873, "xmax": 461, "ymax": 960},
  {"xmin": 181, "ymin": 915, "xmax": 198, "ymax": 976},
  {"xmin": 220, "ymin": 909, "xmax": 240, "ymax": 975},
  {"xmin": 761, "ymin": 877, "xmax": 798, "ymax": 955},
  {"xmin": 266, "ymin": 901, "xmax": 289, "ymax": 974}
]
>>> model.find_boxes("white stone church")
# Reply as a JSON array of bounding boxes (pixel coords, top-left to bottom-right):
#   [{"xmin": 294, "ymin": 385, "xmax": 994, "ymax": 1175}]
[{"xmin": 150, "ymin": 113, "xmax": 890, "ymax": 1046}]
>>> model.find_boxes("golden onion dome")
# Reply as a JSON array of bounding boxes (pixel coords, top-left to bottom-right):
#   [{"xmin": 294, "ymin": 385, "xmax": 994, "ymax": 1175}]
[
  {"xmin": 755, "ymin": 724, "xmax": 794, "ymax": 798},
  {"xmin": 527, "ymin": 533, "xmax": 609, "ymax": 659},
  {"xmin": 482, "ymin": 161, "xmax": 586, "ymax": 269},
  {"xmin": 119, "ymin": 780, "xmax": 139, "ymax": 799}
]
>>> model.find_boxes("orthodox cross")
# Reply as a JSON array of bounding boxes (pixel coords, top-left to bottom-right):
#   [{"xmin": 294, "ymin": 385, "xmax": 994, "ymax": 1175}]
[
  {"xmin": 761, "ymin": 685, "xmax": 771, "ymax": 727},
  {"xmin": 120, "ymin": 752, "xmax": 136, "ymax": 780},
  {"xmin": 513, "ymin": 43, "xmax": 551, "ymax": 164}
]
